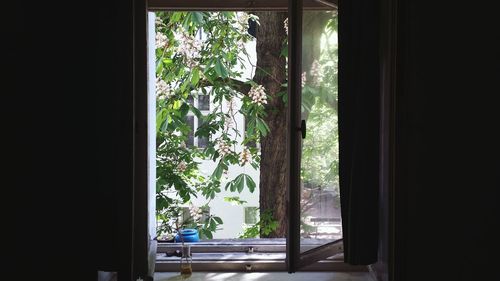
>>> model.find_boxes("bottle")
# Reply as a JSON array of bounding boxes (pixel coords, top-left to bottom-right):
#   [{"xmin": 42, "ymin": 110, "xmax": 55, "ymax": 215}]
[{"xmin": 180, "ymin": 244, "xmax": 192, "ymax": 275}]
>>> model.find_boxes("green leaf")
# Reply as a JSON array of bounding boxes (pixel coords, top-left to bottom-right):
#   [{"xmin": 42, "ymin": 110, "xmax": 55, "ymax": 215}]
[
  {"xmin": 191, "ymin": 68, "xmax": 200, "ymax": 86},
  {"xmin": 190, "ymin": 106, "xmax": 203, "ymax": 119},
  {"xmin": 280, "ymin": 42, "xmax": 288, "ymax": 57},
  {"xmin": 213, "ymin": 216, "xmax": 223, "ymax": 224},
  {"xmin": 191, "ymin": 12, "xmax": 205, "ymax": 25},
  {"xmin": 156, "ymin": 108, "xmax": 168, "ymax": 132},
  {"xmin": 203, "ymin": 229, "xmax": 213, "ymax": 239},
  {"xmin": 235, "ymin": 174, "xmax": 245, "ymax": 193},
  {"xmin": 214, "ymin": 59, "xmax": 228, "ymax": 78},
  {"xmin": 245, "ymin": 175, "xmax": 256, "ymax": 193},
  {"xmin": 211, "ymin": 161, "xmax": 226, "ymax": 180},
  {"xmin": 256, "ymin": 118, "xmax": 269, "ymax": 137}
]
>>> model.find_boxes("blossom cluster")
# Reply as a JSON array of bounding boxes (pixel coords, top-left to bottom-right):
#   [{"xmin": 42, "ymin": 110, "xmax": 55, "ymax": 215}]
[
  {"xmin": 284, "ymin": 18, "xmax": 289, "ymax": 35},
  {"xmin": 310, "ymin": 59, "xmax": 323, "ymax": 86},
  {"xmin": 177, "ymin": 161, "xmax": 187, "ymax": 173},
  {"xmin": 156, "ymin": 78, "xmax": 173, "ymax": 98},
  {"xmin": 155, "ymin": 32, "xmax": 168, "ymax": 49},
  {"xmin": 175, "ymin": 30, "xmax": 203, "ymax": 68},
  {"xmin": 236, "ymin": 12, "xmax": 250, "ymax": 33},
  {"xmin": 248, "ymin": 85, "xmax": 267, "ymax": 106},
  {"xmin": 239, "ymin": 147, "xmax": 252, "ymax": 165},
  {"xmin": 301, "ymin": 72, "xmax": 307, "ymax": 88},
  {"xmin": 217, "ymin": 138, "xmax": 231, "ymax": 157},
  {"xmin": 188, "ymin": 204, "xmax": 202, "ymax": 221}
]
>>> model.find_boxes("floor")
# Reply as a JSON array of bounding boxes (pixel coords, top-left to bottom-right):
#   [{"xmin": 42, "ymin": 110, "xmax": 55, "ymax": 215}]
[{"xmin": 154, "ymin": 272, "xmax": 374, "ymax": 281}]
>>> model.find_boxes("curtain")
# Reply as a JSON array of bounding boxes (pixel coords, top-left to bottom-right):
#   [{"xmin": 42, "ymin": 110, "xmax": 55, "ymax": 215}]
[{"xmin": 338, "ymin": 0, "xmax": 380, "ymax": 265}]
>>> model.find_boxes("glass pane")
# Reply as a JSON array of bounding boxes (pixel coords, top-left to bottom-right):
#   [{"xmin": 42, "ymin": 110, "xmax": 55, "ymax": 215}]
[
  {"xmin": 185, "ymin": 116, "xmax": 194, "ymax": 147},
  {"xmin": 198, "ymin": 95, "xmax": 210, "ymax": 111},
  {"xmin": 197, "ymin": 119, "xmax": 208, "ymax": 148},
  {"xmin": 300, "ymin": 9, "xmax": 340, "ymax": 253},
  {"xmin": 244, "ymin": 207, "xmax": 259, "ymax": 224}
]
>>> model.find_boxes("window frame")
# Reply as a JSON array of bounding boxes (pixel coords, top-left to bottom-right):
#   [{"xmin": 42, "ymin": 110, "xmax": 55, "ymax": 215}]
[{"xmin": 136, "ymin": 0, "xmax": 348, "ymax": 275}]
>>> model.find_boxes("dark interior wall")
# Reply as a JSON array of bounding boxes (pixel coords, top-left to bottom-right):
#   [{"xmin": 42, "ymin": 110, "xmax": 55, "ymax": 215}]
[
  {"xmin": 393, "ymin": 2, "xmax": 500, "ymax": 280},
  {"xmin": 5, "ymin": 1, "xmax": 135, "ymax": 279}
]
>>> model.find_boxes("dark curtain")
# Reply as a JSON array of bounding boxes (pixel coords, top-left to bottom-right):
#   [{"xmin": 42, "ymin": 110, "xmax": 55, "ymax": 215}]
[{"xmin": 338, "ymin": 0, "xmax": 380, "ymax": 265}]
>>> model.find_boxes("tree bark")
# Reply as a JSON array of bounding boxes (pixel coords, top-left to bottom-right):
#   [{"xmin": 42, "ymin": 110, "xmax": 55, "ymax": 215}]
[{"xmin": 254, "ymin": 11, "xmax": 288, "ymax": 238}]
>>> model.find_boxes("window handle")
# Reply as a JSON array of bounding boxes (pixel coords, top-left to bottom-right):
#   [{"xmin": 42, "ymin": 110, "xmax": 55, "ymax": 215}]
[{"xmin": 301, "ymin": 120, "xmax": 306, "ymax": 139}]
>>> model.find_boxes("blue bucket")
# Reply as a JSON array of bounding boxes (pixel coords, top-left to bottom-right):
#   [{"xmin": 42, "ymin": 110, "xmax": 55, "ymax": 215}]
[{"xmin": 174, "ymin": 228, "xmax": 200, "ymax": 242}]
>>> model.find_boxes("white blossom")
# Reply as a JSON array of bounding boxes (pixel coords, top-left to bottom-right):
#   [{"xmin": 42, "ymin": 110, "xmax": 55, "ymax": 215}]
[
  {"xmin": 155, "ymin": 17, "xmax": 164, "ymax": 27},
  {"xmin": 217, "ymin": 138, "xmax": 231, "ymax": 157},
  {"xmin": 189, "ymin": 204, "xmax": 201, "ymax": 221},
  {"xmin": 175, "ymin": 29, "xmax": 203, "ymax": 68},
  {"xmin": 179, "ymin": 141, "xmax": 186, "ymax": 149},
  {"xmin": 239, "ymin": 147, "xmax": 252, "ymax": 165},
  {"xmin": 310, "ymin": 59, "xmax": 323, "ymax": 86},
  {"xmin": 284, "ymin": 18, "xmax": 288, "ymax": 35},
  {"xmin": 156, "ymin": 78, "xmax": 173, "ymax": 98},
  {"xmin": 248, "ymin": 85, "xmax": 267, "ymax": 106},
  {"xmin": 237, "ymin": 12, "xmax": 250, "ymax": 33},
  {"xmin": 155, "ymin": 32, "xmax": 168, "ymax": 49},
  {"xmin": 177, "ymin": 161, "xmax": 187, "ymax": 173},
  {"xmin": 301, "ymin": 72, "xmax": 307, "ymax": 88}
]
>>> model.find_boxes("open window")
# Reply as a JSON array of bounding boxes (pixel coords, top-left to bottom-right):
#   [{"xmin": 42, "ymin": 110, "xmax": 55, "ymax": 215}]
[{"xmin": 136, "ymin": 0, "xmax": 362, "ymax": 277}]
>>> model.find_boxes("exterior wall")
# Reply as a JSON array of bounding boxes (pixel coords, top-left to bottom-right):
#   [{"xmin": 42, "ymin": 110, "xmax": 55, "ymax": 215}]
[{"xmin": 189, "ymin": 36, "xmax": 260, "ymax": 239}]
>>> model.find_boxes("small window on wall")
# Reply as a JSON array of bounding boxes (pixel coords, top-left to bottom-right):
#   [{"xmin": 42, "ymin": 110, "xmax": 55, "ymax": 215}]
[
  {"xmin": 186, "ymin": 94, "xmax": 210, "ymax": 148},
  {"xmin": 181, "ymin": 206, "xmax": 211, "ymax": 225},
  {"xmin": 244, "ymin": 207, "xmax": 259, "ymax": 225}
]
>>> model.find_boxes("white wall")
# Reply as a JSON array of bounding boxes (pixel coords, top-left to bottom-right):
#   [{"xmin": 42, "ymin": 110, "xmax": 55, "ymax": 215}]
[{"xmin": 190, "ymin": 34, "xmax": 260, "ymax": 239}]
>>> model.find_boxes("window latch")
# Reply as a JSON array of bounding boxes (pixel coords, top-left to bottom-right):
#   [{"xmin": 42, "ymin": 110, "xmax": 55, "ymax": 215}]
[{"xmin": 301, "ymin": 120, "xmax": 306, "ymax": 139}]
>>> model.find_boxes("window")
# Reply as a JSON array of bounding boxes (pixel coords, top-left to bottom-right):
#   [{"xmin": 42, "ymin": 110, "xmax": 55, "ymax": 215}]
[
  {"xmin": 180, "ymin": 206, "xmax": 211, "ymax": 225},
  {"xmin": 186, "ymin": 94, "xmax": 210, "ymax": 148},
  {"xmin": 244, "ymin": 206, "xmax": 259, "ymax": 225}
]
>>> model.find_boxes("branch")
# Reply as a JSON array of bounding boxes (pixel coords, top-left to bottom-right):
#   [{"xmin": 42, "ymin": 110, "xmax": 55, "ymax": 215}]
[{"xmin": 199, "ymin": 78, "xmax": 252, "ymax": 95}]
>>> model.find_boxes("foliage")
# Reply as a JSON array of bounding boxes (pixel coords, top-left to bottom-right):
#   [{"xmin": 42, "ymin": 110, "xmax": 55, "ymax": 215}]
[
  {"xmin": 155, "ymin": 11, "xmax": 268, "ymax": 238},
  {"xmin": 239, "ymin": 209, "xmax": 279, "ymax": 238}
]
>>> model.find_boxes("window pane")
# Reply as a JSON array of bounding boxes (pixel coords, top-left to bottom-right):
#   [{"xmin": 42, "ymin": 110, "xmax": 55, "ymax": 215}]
[
  {"xmin": 197, "ymin": 118, "xmax": 208, "ymax": 148},
  {"xmin": 300, "ymin": 10, "xmax": 341, "ymax": 252},
  {"xmin": 185, "ymin": 116, "xmax": 194, "ymax": 147},
  {"xmin": 198, "ymin": 95, "xmax": 210, "ymax": 111},
  {"xmin": 187, "ymin": 96, "xmax": 195, "ymax": 106},
  {"xmin": 244, "ymin": 207, "xmax": 259, "ymax": 225}
]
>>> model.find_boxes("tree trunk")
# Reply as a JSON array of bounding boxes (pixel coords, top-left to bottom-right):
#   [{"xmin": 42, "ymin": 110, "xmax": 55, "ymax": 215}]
[
  {"xmin": 254, "ymin": 11, "xmax": 331, "ymax": 238},
  {"xmin": 254, "ymin": 11, "xmax": 288, "ymax": 238}
]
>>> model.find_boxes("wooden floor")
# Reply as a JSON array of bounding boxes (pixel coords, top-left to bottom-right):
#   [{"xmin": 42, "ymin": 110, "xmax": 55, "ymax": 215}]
[{"xmin": 154, "ymin": 272, "xmax": 375, "ymax": 281}]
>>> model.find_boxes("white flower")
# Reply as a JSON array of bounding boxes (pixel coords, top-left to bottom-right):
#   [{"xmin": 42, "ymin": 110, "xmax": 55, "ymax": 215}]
[
  {"xmin": 284, "ymin": 18, "xmax": 288, "ymax": 35},
  {"xmin": 217, "ymin": 138, "xmax": 231, "ymax": 157},
  {"xmin": 237, "ymin": 12, "xmax": 250, "ymax": 33},
  {"xmin": 239, "ymin": 147, "xmax": 252, "ymax": 165},
  {"xmin": 310, "ymin": 59, "xmax": 323, "ymax": 86},
  {"xmin": 175, "ymin": 29, "xmax": 203, "ymax": 68},
  {"xmin": 301, "ymin": 72, "xmax": 307, "ymax": 88},
  {"xmin": 248, "ymin": 85, "xmax": 267, "ymax": 106},
  {"xmin": 156, "ymin": 78, "xmax": 173, "ymax": 98},
  {"xmin": 155, "ymin": 32, "xmax": 168, "ymax": 49},
  {"xmin": 179, "ymin": 141, "xmax": 186, "ymax": 149},
  {"xmin": 155, "ymin": 17, "xmax": 164, "ymax": 27},
  {"xmin": 189, "ymin": 204, "xmax": 201, "ymax": 221},
  {"xmin": 177, "ymin": 161, "xmax": 187, "ymax": 173}
]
